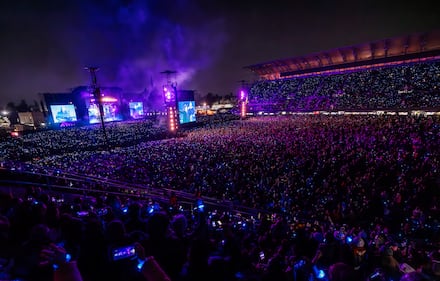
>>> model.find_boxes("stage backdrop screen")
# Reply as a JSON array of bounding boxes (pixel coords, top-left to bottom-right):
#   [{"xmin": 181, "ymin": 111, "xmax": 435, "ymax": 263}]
[
  {"xmin": 88, "ymin": 103, "xmax": 122, "ymax": 124},
  {"xmin": 178, "ymin": 101, "xmax": 196, "ymax": 124},
  {"xmin": 129, "ymin": 102, "xmax": 144, "ymax": 119},
  {"xmin": 50, "ymin": 104, "xmax": 78, "ymax": 123}
]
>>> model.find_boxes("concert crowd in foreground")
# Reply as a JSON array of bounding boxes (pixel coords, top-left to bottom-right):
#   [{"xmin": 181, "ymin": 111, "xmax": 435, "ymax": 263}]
[
  {"xmin": 0, "ymin": 56, "xmax": 439, "ymax": 281},
  {"xmin": 0, "ymin": 112, "xmax": 439, "ymax": 281}
]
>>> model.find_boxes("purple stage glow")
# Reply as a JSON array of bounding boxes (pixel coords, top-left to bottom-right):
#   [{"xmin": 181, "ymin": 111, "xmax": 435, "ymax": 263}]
[
  {"xmin": 107, "ymin": 1, "xmax": 227, "ymax": 107},
  {"xmin": 1, "ymin": 1, "xmax": 229, "ymax": 109}
]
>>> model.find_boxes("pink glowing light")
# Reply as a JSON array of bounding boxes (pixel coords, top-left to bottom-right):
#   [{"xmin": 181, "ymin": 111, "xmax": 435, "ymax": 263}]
[
  {"xmin": 101, "ymin": 96, "xmax": 118, "ymax": 102},
  {"xmin": 240, "ymin": 90, "xmax": 245, "ymax": 100}
]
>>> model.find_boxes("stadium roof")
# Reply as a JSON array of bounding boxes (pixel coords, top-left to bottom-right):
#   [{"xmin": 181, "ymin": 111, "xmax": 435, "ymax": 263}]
[{"xmin": 244, "ymin": 29, "xmax": 440, "ymax": 79}]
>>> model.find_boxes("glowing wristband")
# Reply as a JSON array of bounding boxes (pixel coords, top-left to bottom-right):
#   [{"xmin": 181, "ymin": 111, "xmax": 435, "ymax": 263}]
[
  {"xmin": 137, "ymin": 257, "xmax": 148, "ymax": 272},
  {"xmin": 53, "ymin": 253, "xmax": 72, "ymax": 270}
]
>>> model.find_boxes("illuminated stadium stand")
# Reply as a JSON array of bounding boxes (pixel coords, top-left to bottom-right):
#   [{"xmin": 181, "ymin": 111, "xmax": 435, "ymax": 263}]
[{"xmin": 244, "ymin": 30, "xmax": 440, "ymax": 115}]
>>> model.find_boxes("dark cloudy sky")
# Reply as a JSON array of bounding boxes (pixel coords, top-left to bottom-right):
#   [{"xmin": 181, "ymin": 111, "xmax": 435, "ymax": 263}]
[{"xmin": 0, "ymin": 0, "xmax": 439, "ymax": 107}]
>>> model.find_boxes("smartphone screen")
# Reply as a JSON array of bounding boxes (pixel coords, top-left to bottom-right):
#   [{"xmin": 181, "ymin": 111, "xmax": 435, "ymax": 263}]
[{"xmin": 112, "ymin": 245, "xmax": 136, "ymax": 261}]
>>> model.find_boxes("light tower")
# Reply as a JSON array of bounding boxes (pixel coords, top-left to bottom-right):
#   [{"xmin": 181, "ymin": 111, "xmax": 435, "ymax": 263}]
[
  {"xmin": 238, "ymin": 80, "xmax": 248, "ymax": 118},
  {"xmin": 160, "ymin": 70, "xmax": 179, "ymax": 132},
  {"xmin": 85, "ymin": 66, "xmax": 109, "ymax": 149}
]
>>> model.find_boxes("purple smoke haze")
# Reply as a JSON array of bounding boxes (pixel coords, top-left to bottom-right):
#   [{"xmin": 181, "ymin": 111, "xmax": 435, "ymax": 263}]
[{"xmin": 0, "ymin": 0, "xmax": 228, "ymax": 106}]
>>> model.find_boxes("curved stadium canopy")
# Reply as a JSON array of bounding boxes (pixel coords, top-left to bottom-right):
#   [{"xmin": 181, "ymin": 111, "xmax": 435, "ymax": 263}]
[{"xmin": 244, "ymin": 30, "xmax": 440, "ymax": 80}]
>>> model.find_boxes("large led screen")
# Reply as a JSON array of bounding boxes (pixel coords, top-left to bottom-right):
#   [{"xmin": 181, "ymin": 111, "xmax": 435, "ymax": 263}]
[
  {"xmin": 129, "ymin": 102, "xmax": 144, "ymax": 119},
  {"xmin": 50, "ymin": 104, "xmax": 78, "ymax": 123},
  {"xmin": 178, "ymin": 101, "xmax": 196, "ymax": 124},
  {"xmin": 88, "ymin": 103, "xmax": 122, "ymax": 124}
]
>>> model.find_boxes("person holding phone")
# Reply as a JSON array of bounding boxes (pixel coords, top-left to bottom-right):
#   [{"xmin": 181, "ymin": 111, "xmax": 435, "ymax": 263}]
[
  {"xmin": 40, "ymin": 243, "xmax": 171, "ymax": 281},
  {"xmin": 135, "ymin": 242, "xmax": 172, "ymax": 281},
  {"xmin": 40, "ymin": 243, "xmax": 82, "ymax": 281}
]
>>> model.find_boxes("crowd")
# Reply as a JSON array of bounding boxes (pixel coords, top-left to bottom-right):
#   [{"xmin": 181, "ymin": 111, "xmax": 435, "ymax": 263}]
[
  {"xmin": 249, "ymin": 61, "xmax": 440, "ymax": 111},
  {"xmin": 0, "ymin": 113, "xmax": 439, "ymax": 280},
  {"xmin": 0, "ymin": 120, "xmax": 173, "ymax": 162}
]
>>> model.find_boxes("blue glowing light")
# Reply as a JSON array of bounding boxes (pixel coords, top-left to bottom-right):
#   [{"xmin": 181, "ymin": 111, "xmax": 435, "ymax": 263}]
[
  {"xmin": 137, "ymin": 259, "xmax": 146, "ymax": 271},
  {"xmin": 313, "ymin": 265, "xmax": 326, "ymax": 279}
]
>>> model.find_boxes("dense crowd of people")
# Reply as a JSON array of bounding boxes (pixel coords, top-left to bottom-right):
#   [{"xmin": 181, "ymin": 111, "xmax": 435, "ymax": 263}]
[
  {"xmin": 0, "ymin": 112, "xmax": 439, "ymax": 281},
  {"xmin": 0, "ymin": 120, "xmax": 172, "ymax": 162},
  {"xmin": 249, "ymin": 61, "xmax": 440, "ymax": 111},
  {"xmin": 0, "ymin": 59, "xmax": 439, "ymax": 281}
]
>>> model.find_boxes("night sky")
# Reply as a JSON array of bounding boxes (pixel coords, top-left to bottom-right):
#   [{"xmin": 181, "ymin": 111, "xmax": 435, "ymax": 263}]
[{"xmin": 0, "ymin": 0, "xmax": 439, "ymax": 108}]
